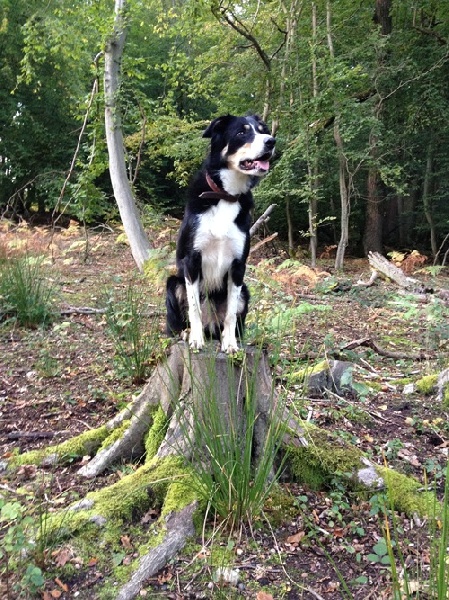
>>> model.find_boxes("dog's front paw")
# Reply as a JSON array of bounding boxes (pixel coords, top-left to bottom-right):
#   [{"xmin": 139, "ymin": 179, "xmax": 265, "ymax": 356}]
[
  {"xmin": 221, "ymin": 337, "xmax": 239, "ymax": 354},
  {"xmin": 189, "ymin": 331, "xmax": 205, "ymax": 351}
]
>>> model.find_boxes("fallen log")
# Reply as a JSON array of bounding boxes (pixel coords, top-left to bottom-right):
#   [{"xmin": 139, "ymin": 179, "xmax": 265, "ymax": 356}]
[
  {"xmin": 364, "ymin": 252, "xmax": 429, "ymax": 292},
  {"xmin": 360, "ymin": 252, "xmax": 449, "ymax": 302}
]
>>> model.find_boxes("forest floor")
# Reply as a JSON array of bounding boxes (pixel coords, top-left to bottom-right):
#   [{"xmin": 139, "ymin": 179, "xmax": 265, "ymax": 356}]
[{"xmin": 1, "ymin": 219, "xmax": 449, "ymax": 599}]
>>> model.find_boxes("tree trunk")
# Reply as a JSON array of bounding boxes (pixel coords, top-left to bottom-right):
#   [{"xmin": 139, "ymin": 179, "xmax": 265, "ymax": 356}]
[
  {"xmin": 422, "ymin": 140, "xmax": 438, "ymax": 258},
  {"xmin": 286, "ymin": 196, "xmax": 295, "ymax": 252},
  {"xmin": 363, "ymin": 0, "xmax": 392, "ymax": 255},
  {"xmin": 326, "ymin": 2, "xmax": 349, "ymax": 271},
  {"xmin": 363, "ymin": 132, "xmax": 384, "ymax": 254},
  {"xmin": 333, "ymin": 121, "xmax": 350, "ymax": 270},
  {"xmin": 309, "ymin": 3, "xmax": 319, "ymax": 267},
  {"xmin": 105, "ymin": 0, "xmax": 151, "ymax": 271}
]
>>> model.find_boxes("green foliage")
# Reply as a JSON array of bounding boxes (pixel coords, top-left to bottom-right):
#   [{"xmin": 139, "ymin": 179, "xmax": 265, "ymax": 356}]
[
  {"xmin": 104, "ymin": 285, "xmax": 167, "ymax": 384},
  {"xmin": 0, "ymin": 255, "xmax": 55, "ymax": 327},
  {"xmin": 389, "ymin": 295, "xmax": 449, "ymax": 352},
  {"xmin": 0, "ymin": 498, "xmax": 45, "ymax": 597},
  {"xmin": 369, "ymin": 459, "xmax": 449, "ymax": 600},
  {"xmin": 3, "ymin": 0, "xmax": 449, "ymax": 251},
  {"xmin": 366, "ymin": 537, "xmax": 392, "ymax": 565}
]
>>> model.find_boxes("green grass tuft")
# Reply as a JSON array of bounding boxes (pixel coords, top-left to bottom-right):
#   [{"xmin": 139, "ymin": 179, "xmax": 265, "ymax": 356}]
[{"xmin": 0, "ymin": 255, "xmax": 55, "ymax": 327}]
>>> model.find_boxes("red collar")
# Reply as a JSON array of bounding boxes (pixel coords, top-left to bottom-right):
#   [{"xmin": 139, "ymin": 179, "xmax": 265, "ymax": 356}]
[{"xmin": 199, "ymin": 173, "xmax": 240, "ymax": 202}]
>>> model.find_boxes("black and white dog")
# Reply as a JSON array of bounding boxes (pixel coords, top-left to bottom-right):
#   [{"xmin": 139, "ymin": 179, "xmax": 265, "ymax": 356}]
[{"xmin": 166, "ymin": 114, "xmax": 275, "ymax": 353}]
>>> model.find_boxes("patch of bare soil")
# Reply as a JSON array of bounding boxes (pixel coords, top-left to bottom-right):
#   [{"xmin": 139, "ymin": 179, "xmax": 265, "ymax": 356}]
[{"xmin": 1, "ymin": 223, "xmax": 449, "ymax": 599}]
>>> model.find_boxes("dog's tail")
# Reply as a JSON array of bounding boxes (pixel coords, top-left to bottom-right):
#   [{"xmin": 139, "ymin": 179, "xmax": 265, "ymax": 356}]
[{"xmin": 166, "ymin": 275, "xmax": 187, "ymax": 335}]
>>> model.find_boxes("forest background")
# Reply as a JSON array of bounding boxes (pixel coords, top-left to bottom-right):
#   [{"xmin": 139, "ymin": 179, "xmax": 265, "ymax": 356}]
[{"xmin": 2, "ymin": 0, "xmax": 449, "ymax": 267}]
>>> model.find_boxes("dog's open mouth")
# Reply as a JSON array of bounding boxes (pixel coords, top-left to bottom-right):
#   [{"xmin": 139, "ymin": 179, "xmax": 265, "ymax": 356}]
[{"xmin": 239, "ymin": 157, "xmax": 271, "ymax": 172}]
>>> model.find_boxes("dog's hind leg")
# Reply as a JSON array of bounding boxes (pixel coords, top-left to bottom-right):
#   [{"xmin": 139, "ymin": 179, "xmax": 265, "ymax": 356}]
[{"xmin": 184, "ymin": 251, "xmax": 205, "ymax": 350}]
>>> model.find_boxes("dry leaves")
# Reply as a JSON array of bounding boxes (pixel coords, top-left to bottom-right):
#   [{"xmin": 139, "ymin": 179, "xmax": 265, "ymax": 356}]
[{"xmin": 286, "ymin": 531, "xmax": 305, "ymax": 545}]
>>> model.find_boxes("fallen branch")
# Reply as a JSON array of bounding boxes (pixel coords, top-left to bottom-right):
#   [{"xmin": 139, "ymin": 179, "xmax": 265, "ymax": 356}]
[
  {"xmin": 249, "ymin": 232, "xmax": 278, "ymax": 254},
  {"xmin": 341, "ymin": 337, "xmax": 428, "ymax": 361},
  {"xmin": 250, "ymin": 203, "xmax": 277, "ymax": 236},
  {"xmin": 3, "ymin": 430, "xmax": 69, "ymax": 441},
  {"xmin": 356, "ymin": 269, "xmax": 378, "ymax": 288},
  {"xmin": 60, "ymin": 306, "xmax": 106, "ymax": 315},
  {"xmin": 358, "ymin": 252, "xmax": 449, "ymax": 303}
]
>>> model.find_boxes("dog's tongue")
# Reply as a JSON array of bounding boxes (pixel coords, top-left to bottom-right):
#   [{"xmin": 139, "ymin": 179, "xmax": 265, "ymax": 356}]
[{"xmin": 254, "ymin": 160, "xmax": 270, "ymax": 172}]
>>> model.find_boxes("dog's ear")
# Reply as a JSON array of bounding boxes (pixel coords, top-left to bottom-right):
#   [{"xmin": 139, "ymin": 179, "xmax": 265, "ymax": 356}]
[{"xmin": 202, "ymin": 115, "xmax": 233, "ymax": 138}]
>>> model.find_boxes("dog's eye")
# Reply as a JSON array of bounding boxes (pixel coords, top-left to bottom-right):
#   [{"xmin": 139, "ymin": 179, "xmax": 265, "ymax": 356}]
[{"xmin": 236, "ymin": 131, "xmax": 246, "ymax": 137}]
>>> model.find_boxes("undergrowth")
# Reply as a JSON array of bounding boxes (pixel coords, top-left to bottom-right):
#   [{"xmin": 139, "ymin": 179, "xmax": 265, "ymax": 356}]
[{"xmin": 0, "ymin": 255, "xmax": 55, "ymax": 327}]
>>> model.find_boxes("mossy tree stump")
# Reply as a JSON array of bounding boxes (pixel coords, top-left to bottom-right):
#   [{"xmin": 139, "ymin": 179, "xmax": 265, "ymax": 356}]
[{"xmin": 4, "ymin": 343, "xmax": 440, "ymax": 600}]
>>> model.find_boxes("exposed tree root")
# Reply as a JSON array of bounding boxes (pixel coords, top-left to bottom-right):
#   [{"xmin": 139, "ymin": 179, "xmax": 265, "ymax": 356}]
[{"xmin": 115, "ymin": 500, "xmax": 197, "ymax": 600}]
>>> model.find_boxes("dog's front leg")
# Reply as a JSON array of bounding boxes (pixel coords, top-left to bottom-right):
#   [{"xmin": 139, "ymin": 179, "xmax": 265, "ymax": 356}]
[
  {"xmin": 185, "ymin": 251, "xmax": 204, "ymax": 350},
  {"xmin": 221, "ymin": 259, "xmax": 244, "ymax": 353}
]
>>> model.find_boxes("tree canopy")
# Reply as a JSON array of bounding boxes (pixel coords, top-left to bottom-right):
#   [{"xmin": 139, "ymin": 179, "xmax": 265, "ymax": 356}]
[{"xmin": 2, "ymin": 0, "xmax": 449, "ymax": 263}]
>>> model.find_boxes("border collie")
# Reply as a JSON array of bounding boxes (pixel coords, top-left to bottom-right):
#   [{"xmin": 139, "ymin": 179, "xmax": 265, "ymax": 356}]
[{"xmin": 166, "ymin": 114, "xmax": 275, "ymax": 353}]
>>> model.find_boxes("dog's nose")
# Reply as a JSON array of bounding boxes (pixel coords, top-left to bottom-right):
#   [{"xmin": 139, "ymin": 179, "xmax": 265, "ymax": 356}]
[{"xmin": 264, "ymin": 136, "xmax": 276, "ymax": 149}]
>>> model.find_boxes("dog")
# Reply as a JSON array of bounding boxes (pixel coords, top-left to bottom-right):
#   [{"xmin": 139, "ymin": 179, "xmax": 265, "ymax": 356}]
[{"xmin": 166, "ymin": 114, "xmax": 275, "ymax": 353}]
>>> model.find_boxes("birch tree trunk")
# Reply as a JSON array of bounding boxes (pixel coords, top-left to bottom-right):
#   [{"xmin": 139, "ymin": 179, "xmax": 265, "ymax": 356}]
[
  {"xmin": 105, "ymin": 0, "xmax": 151, "ymax": 271},
  {"xmin": 326, "ymin": 2, "xmax": 349, "ymax": 270},
  {"xmin": 423, "ymin": 140, "xmax": 438, "ymax": 258},
  {"xmin": 333, "ymin": 123, "xmax": 350, "ymax": 270},
  {"xmin": 308, "ymin": 3, "xmax": 319, "ymax": 267}
]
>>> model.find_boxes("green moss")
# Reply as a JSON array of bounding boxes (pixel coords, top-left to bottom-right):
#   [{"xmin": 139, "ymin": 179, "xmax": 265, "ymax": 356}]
[
  {"xmin": 287, "ymin": 423, "xmax": 362, "ymax": 489},
  {"xmin": 391, "ymin": 377, "xmax": 414, "ymax": 387},
  {"xmin": 161, "ymin": 475, "xmax": 198, "ymax": 518},
  {"xmin": 377, "ymin": 466, "xmax": 438, "ymax": 517},
  {"xmin": 90, "ymin": 456, "xmax": 187, "ymax": 521},
  {"xmin": 142, "ymin": 248, "xmax": 172, "ymax": 286},
  {"xmin": 416, "ymin": 374, "xmax": 438, "ymax": 395},
  {"xmin": 43, "ymin": 456, "xmax": 190, "ymax": 540},
  {"xmin": 10, "ymin": 425, "xmax": 109, "ymax": 467},
  {"xmin": 263, "ymin": 485, "xmax": 297, "ymax": 527},
  {"xmin": 144, "ymin": 405, "xmax": 169, "ymax": 460},
  {"xmin": 285, "ymin": 419, "xmax": 438, "ymax": 518},
  {"xmin": 99, "ymin": 421, "xmax": 131, "ymax": 451},
  {"xmin": 367, "ymin": 381, "xmax": 382, "ymax": 392},
  {"xmin": 291, "ymin": 360, "xmax": 329, "ymax": 382}
]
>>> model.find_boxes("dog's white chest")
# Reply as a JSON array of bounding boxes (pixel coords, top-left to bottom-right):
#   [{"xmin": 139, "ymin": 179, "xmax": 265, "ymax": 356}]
[{"xmin": 194, "ymin": 201, "xmax": 245, "ymax": 290}]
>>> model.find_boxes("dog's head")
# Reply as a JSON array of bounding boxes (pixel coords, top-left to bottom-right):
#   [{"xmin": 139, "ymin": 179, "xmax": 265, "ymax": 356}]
[{"xmin": 203, "ymin": 114, "xmax": 275, "ymax": 180}]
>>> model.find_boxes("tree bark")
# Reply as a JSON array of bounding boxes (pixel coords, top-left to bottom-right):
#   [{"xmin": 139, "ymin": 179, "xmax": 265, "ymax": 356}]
[
  {"xmin": 333, "ymin": 121, "xmax": 350, "ymax": 271},
  {"xmin": 105, "ymin": 0, "xmax": 151, "ymax": 271},
  {"xmin": 363, "ymin": 0, "xmax": 392, "ymax": 255},
  {"xmin": 326, "ymin": 2, "xmax": 349, "ymax": 270},
  {"xmin": 422, "ymin": 140, "xmax": 438, "ymax": 258},
  {"xmin": 309, "ymin": 3, "xmax": 319, "ymax": 267},
  {"xmin": 363, "ymin": 130, "xmax": 384, "ymax": 254}
]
